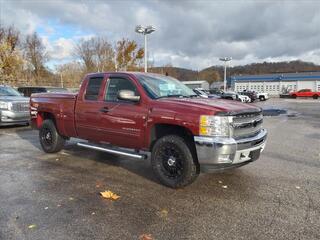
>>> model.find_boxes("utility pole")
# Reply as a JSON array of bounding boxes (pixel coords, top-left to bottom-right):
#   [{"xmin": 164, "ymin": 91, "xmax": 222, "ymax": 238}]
[{"xmin": 60, "ymin": 72, "xmax": 63, "ymax": 88}]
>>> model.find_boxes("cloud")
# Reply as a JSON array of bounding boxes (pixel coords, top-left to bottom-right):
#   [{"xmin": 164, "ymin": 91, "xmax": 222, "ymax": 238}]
[
  {"xmin": 49, "ymin": 37, "xmax": 74, "ymax": 60},
  {"xmin": 1, "ymin": 0, "xmax": 320, "ymax": 68}
]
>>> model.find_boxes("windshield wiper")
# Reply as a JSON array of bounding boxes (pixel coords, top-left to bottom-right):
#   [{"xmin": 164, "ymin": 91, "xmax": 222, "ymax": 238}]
[{"xmin": 188, "ymin": 94, "xmax": 200, "ymax": 98}]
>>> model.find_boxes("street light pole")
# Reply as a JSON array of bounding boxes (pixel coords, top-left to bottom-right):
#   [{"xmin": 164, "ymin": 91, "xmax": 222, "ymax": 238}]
[
  {"xmin": 223, "ymin": 62, "xmax": 227, "ymax": 91},
  {"xmin": 135, "ymin": 25, "xmax": 156, "ymax": 73},
  {"xmin": 219, "ymin": 57, "xmax": 232, "ymax": 91},
  {"xmin": 144, "ymin": 34, "xmax": 147, "ymax": 72}
]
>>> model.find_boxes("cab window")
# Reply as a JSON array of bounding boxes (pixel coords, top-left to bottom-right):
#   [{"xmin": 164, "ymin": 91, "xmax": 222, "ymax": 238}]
[
  {"xmin": 85, "ymin": 77, "xmax": 104, "ymax": 100},
  {"xmin": 105, "ymin": 77, "xmax": 138, "ymax": 102}
]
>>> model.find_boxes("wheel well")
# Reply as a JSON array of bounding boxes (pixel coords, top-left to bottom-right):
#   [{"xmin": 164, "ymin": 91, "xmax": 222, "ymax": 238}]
[
  {"xmin": 149, "ymin": 124, "xmax": 198, "ymax": 162},
  {"xmin": 39, "ymin": 112, "xmax": 56, "ymax": 127}
]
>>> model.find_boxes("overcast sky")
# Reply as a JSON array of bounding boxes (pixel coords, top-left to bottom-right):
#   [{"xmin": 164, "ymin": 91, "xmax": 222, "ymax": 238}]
[{"xmin": 1, "ymin": 0, "xmax": 320, "ymax": 70}]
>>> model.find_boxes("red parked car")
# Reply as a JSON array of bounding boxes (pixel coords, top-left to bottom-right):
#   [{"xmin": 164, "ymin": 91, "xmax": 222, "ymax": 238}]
[
  {"xmin": 290, "ymin": 89, "xmax": 320, "ymax": 99},
  {"xmin": 30, "ymin": 72, "xmax": 267, "ymax": 188}
]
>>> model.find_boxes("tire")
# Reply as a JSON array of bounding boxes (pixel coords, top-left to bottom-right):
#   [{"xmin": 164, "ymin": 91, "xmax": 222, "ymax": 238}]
[
  {"xmin": 313, "ymin": 95, "xmax": 318, "ymax": 99},
  {"xmin": 151, "ymin": 135, "xmax": 200, "ymax": 188},
  {"xmin": 39, "ymin": 119, "xmax": 65, "ymax": 153},
  {"xmin": 292, "ymin": 94, "xmax": 297, "ymax": 99},
  {"xmin": 259, "ymin": 96, "xmax": 265, "ymax": 101}
]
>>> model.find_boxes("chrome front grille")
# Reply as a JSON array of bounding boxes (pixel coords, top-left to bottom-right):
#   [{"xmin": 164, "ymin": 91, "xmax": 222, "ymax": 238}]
[
  {"xmin": 232, "ymin": 112, "xmax": 263, "ymax": 139},
  {"xmin": 11, "ymin": 102, "xmax": 29, "ymax": 112}
]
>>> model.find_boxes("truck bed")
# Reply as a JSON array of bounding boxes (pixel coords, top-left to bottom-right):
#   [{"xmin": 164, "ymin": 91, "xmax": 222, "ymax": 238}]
[{"xmin": 30, "ymin": 93, "xmax": 78, "ymax": 137}]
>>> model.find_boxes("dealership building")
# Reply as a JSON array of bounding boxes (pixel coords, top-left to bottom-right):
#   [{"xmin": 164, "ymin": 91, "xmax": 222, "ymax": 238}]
[
  {"xmin": 230, "ymin": 72, "xmax": 320, "ymax": 95},
  {"xmin": 182, "ymin": 80, "xmax": 210, "ymax": 90}
]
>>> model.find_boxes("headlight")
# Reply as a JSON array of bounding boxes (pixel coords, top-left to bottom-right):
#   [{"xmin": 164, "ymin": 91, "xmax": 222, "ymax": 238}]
[
  {"xmin": 0, "ymin": 101, "xmax": 9, "ymax": 110},
  {"xmin": 199, "ymin": 115, "xmax": 233, "ymax": 137}
]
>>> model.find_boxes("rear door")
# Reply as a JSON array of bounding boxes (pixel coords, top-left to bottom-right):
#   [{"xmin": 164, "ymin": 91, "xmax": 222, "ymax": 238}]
[{"xmin": 75, "ymin": 74, "xmax": 107, "ymax": 141}]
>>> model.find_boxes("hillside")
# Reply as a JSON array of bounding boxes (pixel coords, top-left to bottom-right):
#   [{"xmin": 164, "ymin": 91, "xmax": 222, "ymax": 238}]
[{"xmin": 149, "ymin": 60, "xmax": 320, "ymax": 84}]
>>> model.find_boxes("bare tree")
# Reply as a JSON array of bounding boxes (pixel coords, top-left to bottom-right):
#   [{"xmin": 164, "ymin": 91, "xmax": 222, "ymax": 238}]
[
  {"xmin": 94, "ymin": 37, "xmax": 115, "ymax": 72},
  {"xmin": 74, "ymin": 38, "xmax": 95, "ymax": 72},
  {"xmin": 74, "ymin": 37, "xmax": 115, "ymax": 73},
  {"xmin": 24, "ymin": 32, "xmax": 49, "ymax": 79},
  {"xmin": 56, "ymin": 61, "xmax": 84, "ymax": 88}
]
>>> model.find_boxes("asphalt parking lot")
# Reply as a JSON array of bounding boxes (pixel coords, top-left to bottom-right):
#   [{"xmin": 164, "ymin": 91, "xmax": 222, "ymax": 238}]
[{"xmin": 0, "ymin": 98, "xmax": 319, "ymax": 240}]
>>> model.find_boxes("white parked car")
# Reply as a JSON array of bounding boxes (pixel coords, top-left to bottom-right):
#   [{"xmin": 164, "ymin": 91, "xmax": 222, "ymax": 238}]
[
  {"xmin": 193, "ymin": 88, "xmax": 209, "ymax": 98},
  {"xmin": 222, "ymin": 91, "xmax": 251, "ymax": 103},
  {"xmin": 237, "ymin": 94, "xmax": 251, "ymax": 103},
  {"xmin": 256, "ymin": 92, "xmax": 269, "ymax": 101}
]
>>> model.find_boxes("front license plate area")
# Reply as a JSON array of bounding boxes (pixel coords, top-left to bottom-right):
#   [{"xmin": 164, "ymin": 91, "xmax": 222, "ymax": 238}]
[{"xmin": 249, "ymin": 149, "xmax": 261, "ymax": 161}]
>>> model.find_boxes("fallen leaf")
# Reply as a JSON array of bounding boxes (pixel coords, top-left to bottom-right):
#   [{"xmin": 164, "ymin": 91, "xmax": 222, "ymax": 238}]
[
  {"xmin": 222, "ymin": 185, "xmax": 228, "ymax": 189},
  {"xmin": 28, "ymin": 224, "xmax": 37, "ymax": 229},
  {"xmin": 157, "ymin": 209, "xmax": 168, "ymax": 218},
  {"xmin": 139, "ymin": 233, "xmax": 153, "ymax": 240},
  {"xmin": 100, "ymin": 190, "xmax": 120, "ymax": 201}
]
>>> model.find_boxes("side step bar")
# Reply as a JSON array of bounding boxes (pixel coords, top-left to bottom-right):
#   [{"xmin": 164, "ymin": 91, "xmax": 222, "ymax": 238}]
[{"xmin": 77, "ymin": 142, "xmax": 147, "ymax": 159}]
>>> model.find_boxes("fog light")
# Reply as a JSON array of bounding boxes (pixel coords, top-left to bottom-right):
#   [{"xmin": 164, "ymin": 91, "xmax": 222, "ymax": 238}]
[{"xmin": 217, "ymin": 154, "xmax": 232, "ymax": 163}]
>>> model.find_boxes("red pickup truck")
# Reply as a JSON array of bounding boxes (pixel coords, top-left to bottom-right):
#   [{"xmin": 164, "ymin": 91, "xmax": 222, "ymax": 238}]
[
  {"xmin": 30, "ymin": 72, "xmax": 267, "ymax": 188},
  {"xmin": 290, "ymin": 89, "xmax": 320, "ymax": 99}
]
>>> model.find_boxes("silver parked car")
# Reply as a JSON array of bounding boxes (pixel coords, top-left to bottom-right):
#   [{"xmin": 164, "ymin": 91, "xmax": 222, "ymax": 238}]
[{"xmin": 0, "ymin": 85, "xmax": 30, "ymax": 126}]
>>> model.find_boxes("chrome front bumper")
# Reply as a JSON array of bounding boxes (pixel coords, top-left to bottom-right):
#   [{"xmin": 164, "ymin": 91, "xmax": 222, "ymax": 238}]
[
  {"xmin": 194, "ymin": 129, "xmax": 267, "ymax": 172},
  {"xmin": 0, "ymin": 110, "xmax": 30, "ymax": 126}
]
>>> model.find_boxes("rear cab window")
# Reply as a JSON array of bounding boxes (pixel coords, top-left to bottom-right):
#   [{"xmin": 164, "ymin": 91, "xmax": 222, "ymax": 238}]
[{"xmin": 85, "ymin": 77, "xmax": 104, "ymax": 100}]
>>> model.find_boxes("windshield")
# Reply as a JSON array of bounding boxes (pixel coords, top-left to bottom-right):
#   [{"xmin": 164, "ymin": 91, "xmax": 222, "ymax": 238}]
[
  {"xmin": 0, "ymin": 86, "xmax": 22, "ymax": 96},
  {"xmin": 137, "ymin": 74, "xmax": 196, "ymax": 99}
]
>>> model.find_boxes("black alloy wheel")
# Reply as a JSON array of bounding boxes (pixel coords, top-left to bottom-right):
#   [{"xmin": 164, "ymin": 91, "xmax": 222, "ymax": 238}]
[
  {"xmin": 151, "ymin": 135, "xmax": 199, "ymax": 188},
  {"xmin": 39, "ymin": 119, "xmax": 65, "ymax": 153},
  {"xmin": 157, "ymin": 143, "xmax": 184, "ymax": 179},
  {"xmin": 40, "ymin": 126, "xmax": 54, "ymax": 147}
]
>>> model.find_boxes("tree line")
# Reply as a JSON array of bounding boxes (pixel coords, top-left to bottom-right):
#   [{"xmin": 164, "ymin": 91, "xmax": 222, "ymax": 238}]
[{"xmin": 0, "ymin": 25, "xmax": 145, "ymax": 87}]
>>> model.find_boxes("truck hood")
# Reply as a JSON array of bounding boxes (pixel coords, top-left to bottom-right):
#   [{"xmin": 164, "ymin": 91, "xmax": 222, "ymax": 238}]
[
  {"xmin": 0, "ymin": 96, "xmax": 29, "ymax": 102},
  {"xmin": 157, "ymin": 97, "xmax": 261, "ymax": 114}
]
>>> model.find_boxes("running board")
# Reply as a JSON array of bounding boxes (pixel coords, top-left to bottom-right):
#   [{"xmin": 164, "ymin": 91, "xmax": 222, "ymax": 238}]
[{"xmin": 77, "ymin": 142, "xmax": 147, "ymax": 159}]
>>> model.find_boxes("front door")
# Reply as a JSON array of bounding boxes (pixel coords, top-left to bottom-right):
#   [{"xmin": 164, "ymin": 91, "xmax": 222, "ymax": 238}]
[{"xmin": 99, "ymin": 74, "xmax": 148, "ymax": 149}]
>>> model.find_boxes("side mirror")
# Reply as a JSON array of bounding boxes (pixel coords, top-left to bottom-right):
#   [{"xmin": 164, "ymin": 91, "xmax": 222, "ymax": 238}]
[{"xmin": 117, "ymin": 90, "xmax": 140, "ymax": 102}]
